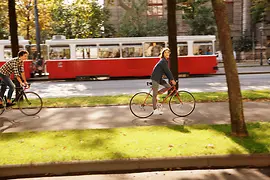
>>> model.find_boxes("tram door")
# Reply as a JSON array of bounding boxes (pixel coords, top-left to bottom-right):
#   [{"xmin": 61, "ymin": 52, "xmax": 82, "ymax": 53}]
[{"xmin": 25, "ymin": 44, "xmax": 49, "ymax": 77}]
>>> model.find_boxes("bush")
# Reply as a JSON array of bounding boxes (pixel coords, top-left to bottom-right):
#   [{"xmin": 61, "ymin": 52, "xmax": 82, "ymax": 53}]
[{"xmin": 233, "ymin": 36, "xmax": 254, "ymax": 52}]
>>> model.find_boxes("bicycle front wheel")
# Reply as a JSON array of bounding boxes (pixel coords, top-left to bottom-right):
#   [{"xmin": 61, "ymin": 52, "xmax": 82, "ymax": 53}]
[
  {"xmin": 129, "ymin": 92, "xmax": 153, "ymax": 118},
  {"xmin": 169, "ymin": 90, "xmax": 196, "ymax": 117},
  {"xmin": 18, "ymin": 92, "xmax": 43, "ymax": 116}
]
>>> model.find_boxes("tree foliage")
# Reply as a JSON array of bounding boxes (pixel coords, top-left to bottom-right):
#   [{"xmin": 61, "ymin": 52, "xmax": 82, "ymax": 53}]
[
  {"xmin": 1, "ymin": 0, "xmax": 114, "ymax": 40},
  {"xmin": 233, "ymin": 36, "xmax": 254, "ymax": 52},
  {"xmin": 118, "ymin": 0, "xmax": 167, "ymax": 37},
  {"xmin": 51, "ymin": 0, "xmax": 114, "ymax": 38},
  {"xmin": 176, "ymin": 0, "xmax": 216, "ymax": 35},
  {"xmin": 250, "ymin": 0, "xmax": 269, "ymax": 24},
  {"xmin": 0, "ymin": 0, "xmax": 9, "ymax": 39}
]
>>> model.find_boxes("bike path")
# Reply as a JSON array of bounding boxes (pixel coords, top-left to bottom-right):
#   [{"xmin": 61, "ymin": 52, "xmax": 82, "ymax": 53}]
[
  {"xmin": 0, "ymin": 101, "xmax": 269, "ymax": 133},
  {"xmin": 1, "ymin": 101, "xmax": 270, "ymax": 178}
]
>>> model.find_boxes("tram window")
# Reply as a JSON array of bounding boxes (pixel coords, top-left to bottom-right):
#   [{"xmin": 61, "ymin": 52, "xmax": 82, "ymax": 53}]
[
  {"xmin": 25, "ymin": 45, "xmax": 49, "ymax": 60},
  {"xmin": 4, "ymin": 45, "xmax": 24, "ymax": 60},
  {"xmin": 144, "ymin": 42, "xmax": 165, "ymax": 57},
  {"xmin": 49, "ymin": 46, "xmax": 70, "ymax": 59},
  {"xmin": 122, "ymin": 43, "xmax": 143, "ymax": 58},
  {"xmin": 4, "ymin": 49, "xmax": 12, "ymax": 60},
  {"xmin": 98, "ymin": 44, "xmax": 120, "ymax": 58},
  {"xmin": 76, "ymin": 45, "xmax": 98, "ymax": 59},
  {"xmin": 177, "ymin": 42, "xmax": 188, "ymax": 56},
  {"xmin": 193, "ymin": 41, "xmax": 213, "ymax": 55}
]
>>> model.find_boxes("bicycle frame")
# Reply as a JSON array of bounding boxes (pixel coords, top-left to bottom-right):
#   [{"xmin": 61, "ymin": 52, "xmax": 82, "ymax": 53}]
[
  {"xmin": 129, "ymin": 82, "xmax": 196, "ymax": 118},
  {"xmin": 2, "ymin": 85, "xmax": 30, "ymax": 105},
  {"xmin": 143, "ymin": 84, "xmax": 182, "ymax": 106}
]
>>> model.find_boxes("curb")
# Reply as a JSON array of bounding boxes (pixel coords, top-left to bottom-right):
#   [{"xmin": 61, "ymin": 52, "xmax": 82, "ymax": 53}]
[
  {"xmin": 0, "ymin": 154, "xmax": 269, "ymax": 178},
  {"xmin": 215, "ymin": 71, "xmax": 270, "ymax": 75}
]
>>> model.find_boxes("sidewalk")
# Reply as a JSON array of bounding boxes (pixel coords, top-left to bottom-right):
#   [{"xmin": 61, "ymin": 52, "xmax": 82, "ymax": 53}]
[
  {"xmin": 218, "ymin": 59, "xmax": 269, "ymax": 67},
  {"xmin": 0, "ymin": 102, "xmax": 270, "ymax": 133},
  {"xmin": 0, "ymin": 102, "xmax": 270, "ymax": 178}
]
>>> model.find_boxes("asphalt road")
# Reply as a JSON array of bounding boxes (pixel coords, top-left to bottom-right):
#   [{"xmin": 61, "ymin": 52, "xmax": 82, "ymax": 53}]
[{"xmin": 27, "ymin": 73, "xmax": 270, "ymax": 98}]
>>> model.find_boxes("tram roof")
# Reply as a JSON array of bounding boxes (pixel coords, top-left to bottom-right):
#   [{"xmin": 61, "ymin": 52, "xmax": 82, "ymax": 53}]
[
  {"xmin": 45, "ymin": 35, "xmax": 216, "ymax": 45},
  {"xmin": 0, "ymin": 39, "xmax": 29, "ymax": 46}
]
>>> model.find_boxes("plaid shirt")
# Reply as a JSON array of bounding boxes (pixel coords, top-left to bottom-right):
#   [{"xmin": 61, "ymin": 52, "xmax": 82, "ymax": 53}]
[{"xmin": 0, "ymin": 57, "xmax": 24, "ymax": 77}]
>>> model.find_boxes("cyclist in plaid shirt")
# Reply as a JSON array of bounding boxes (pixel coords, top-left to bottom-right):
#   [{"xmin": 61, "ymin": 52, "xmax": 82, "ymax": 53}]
[{"xmin": 0, "ymin": 50, "xmax": 29, "ymax": 107}]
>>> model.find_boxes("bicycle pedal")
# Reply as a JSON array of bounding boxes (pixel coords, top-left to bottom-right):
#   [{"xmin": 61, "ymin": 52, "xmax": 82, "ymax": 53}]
[{"xmin": 157, "ymin": 103, "xmax": 163, "ymax": 110}]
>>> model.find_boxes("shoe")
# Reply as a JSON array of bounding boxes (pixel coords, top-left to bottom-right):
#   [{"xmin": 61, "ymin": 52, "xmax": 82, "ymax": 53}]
[
  {"xmin": 6, "ymin": 102, "xmax": 16, "ymax": 107},
  {"xmin": 153, "ymin": 109, "xmax": 163, "ymax": 115}
]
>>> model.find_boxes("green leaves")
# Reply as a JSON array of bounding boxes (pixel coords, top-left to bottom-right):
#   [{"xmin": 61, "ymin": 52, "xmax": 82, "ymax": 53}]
[
  {"xmin": 51, "ymin": 0, "xmax": 114, "ymax": 38},
  {"xmin": 176, "ymin": 0, "xmax": 216, "ymax": 35},
  {"xmin": 250, "ymin": 0, "xmax": 268, "ymax": 24},
  {"xmin": 0, "ymin": 0, "xmax": 9, "ymax": 39},
  {"xmin": 233, "ymin": 36, "xmax": 254, "ymax": 52},
  {"xmin": 0, "ymin": 0, "xmax": 114, "ymax": 41},
  {"xmin": 118, "ymin": 0, "xmax": 167, "ymax": 37}
]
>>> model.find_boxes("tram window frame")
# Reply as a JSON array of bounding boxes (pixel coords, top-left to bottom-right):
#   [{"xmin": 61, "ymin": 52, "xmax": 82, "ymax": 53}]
[
  {"xmin": 98, "ymin": 44, "xmax": 120, "ymax": 59},
  {"xmin": 49, "ymin": 45, "xmax": 70, "ymax": 60},
  {"xmin": 122, "ymin": 43, "xmax": 143, "ymax": 58},
  {"xmin": 177, "ymin": 42, "xmax": 188, "ymax": 56},
  {"xmin": 76, "ymin": 45, "xmax": 98, "ymax": 59},
  {"xmin": 193, "ymin": 41, "xmax": 213, "ymax": 55},
  {"xmin": 4, "ymin": 45, "xmax": 24, "ymax": 60},
  {"xmin": 144, "ymin": 42, "xmax": 165, "ymax": 57},
  {"xmin": 25, "ymin": 44, "xmax": 49, "ymax": 60}
]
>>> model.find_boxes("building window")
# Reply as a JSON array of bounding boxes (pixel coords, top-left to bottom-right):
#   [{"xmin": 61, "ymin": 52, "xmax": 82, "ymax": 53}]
[
  {"xmin": 147, "ymin": 0, "xmax": 163, "ymax": 17},
  {"xmin": 225, "ymin": 0, "xmax": 234, "ymax": 24}
]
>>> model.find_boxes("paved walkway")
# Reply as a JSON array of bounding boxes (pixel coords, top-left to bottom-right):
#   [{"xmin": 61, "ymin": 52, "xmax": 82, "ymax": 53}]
[
  {"xmin": 219, "ymin": 59, "xmax": 269, "ymax": 67},
  {"xmin": 11, "ymin": 168, "xmax": 270, "ymax": 180},
  {"xmin": 0, "ymin": 101, "xmax": 269, "ymax": 133}
]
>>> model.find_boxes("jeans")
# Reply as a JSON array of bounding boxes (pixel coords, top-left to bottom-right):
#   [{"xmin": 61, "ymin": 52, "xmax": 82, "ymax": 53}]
[
  {"xmin": 0, "ymin": 73, "xmax": 15, "ymax": 100},
  {"xmin": 151, "ymin": 79, "xmax": 171, "ymax": 110}
]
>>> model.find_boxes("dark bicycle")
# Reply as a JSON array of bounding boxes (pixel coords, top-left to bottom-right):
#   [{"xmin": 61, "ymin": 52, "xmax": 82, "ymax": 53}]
[{"xmin": 0, "ymin": 82, "xmax": 43, "ymax": 116}]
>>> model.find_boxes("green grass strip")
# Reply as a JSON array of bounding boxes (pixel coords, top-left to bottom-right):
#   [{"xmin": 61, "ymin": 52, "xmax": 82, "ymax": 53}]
[
  {"xmin": 40, "ymin": 90, "xmax": 270, "ymax": 107},
  {"xmin": 0, "ymin": 122, "xmax": 269, "ymax": 165}
]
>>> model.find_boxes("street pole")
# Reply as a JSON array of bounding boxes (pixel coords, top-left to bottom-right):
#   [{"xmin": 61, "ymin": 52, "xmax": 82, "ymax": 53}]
[
  {"xmin": 260, "ymin": 28, "xmax": 263, "ymax": 66},
  {"xmin": 252, "ymin": 31, "xmax": 255, "ymax": 61},
  {"xmin": 34, "ymin": 0, "xmax": 43, "ymax": 76},
  {"xmin": 167, "ymin": 0, "xmax": 178, "ymax": 89},
  {"xmin": 34, "ymin": 0, "xmax": 41, "ymax": 60}
]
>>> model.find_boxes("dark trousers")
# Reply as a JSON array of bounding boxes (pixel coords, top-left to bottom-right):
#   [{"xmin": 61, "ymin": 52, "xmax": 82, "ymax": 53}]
[{"xmin": 0, "ymin": 73, "xmax": 15, "ymax": 100}]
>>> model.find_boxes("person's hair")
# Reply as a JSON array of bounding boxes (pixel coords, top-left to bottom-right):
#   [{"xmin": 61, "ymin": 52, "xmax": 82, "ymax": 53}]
[
  {"xmin": 18, "ymin": 50, "xmax": 29, "ymax": 57},
  {"xmin": 160, "ymin": 47, "xmax": 170, "ymax": 58}
]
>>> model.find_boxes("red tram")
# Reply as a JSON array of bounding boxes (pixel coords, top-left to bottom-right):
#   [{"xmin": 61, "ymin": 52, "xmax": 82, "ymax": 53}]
[{"xmin": 0, "ymin": 35, "xmax": 218, "ymax": 80}]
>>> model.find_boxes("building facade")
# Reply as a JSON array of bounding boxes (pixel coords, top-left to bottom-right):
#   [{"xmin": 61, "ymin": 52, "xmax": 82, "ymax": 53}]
[
  {"xmin": 105, "ymin": 0, "xmax": 247, "ymax": 38},
  {"xmin": 105, "ymin": 0, "xmax": 270, "ymax": 60}
]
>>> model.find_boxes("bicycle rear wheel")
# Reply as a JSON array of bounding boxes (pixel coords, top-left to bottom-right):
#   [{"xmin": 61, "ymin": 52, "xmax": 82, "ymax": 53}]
[
  {"xmin": 169, "ymin": 90, "xmax": 196, "ymax": 117},
  {"xmin": 18, "ymin": 92, "xmax": 43, "ymax": 116},
  {"xmin": 0, "ymin": 97, "xmax": 6, "ymax": 115},
  {"xmin": 129, "ymin": 92, "xmax": 153, "ymax": 118}
]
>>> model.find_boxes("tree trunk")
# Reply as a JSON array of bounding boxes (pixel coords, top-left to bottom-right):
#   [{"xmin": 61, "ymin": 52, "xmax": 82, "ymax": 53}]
[
  {"xmin": 167, "ymin": 0, "xmax": 179, "ymax": 89},
  {"xmin": 8, "ymin": 0, "xmax": 20, "ymax": 100},
  {"xmin": 8, "ymin": 0, "xmax": 19, "ymax": 57},
  {"xmin": 211, "ymin": 0, "xmax": 248, "ymax": 137}
]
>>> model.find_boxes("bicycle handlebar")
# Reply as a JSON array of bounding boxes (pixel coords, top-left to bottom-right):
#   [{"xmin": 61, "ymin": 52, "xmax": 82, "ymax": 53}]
[{"xmin": 22, "ymin": 83, "xmax": 31, "ymax": 90}]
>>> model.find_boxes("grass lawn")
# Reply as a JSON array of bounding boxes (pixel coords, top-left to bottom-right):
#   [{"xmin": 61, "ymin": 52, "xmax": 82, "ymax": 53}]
[
  {"xmin": 40, "ymin": 90, "xmax": 270, "ymax": 108},
  {"xmin": 0, "ymin": 122, "xmax": 269, "ymax": 165}
]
